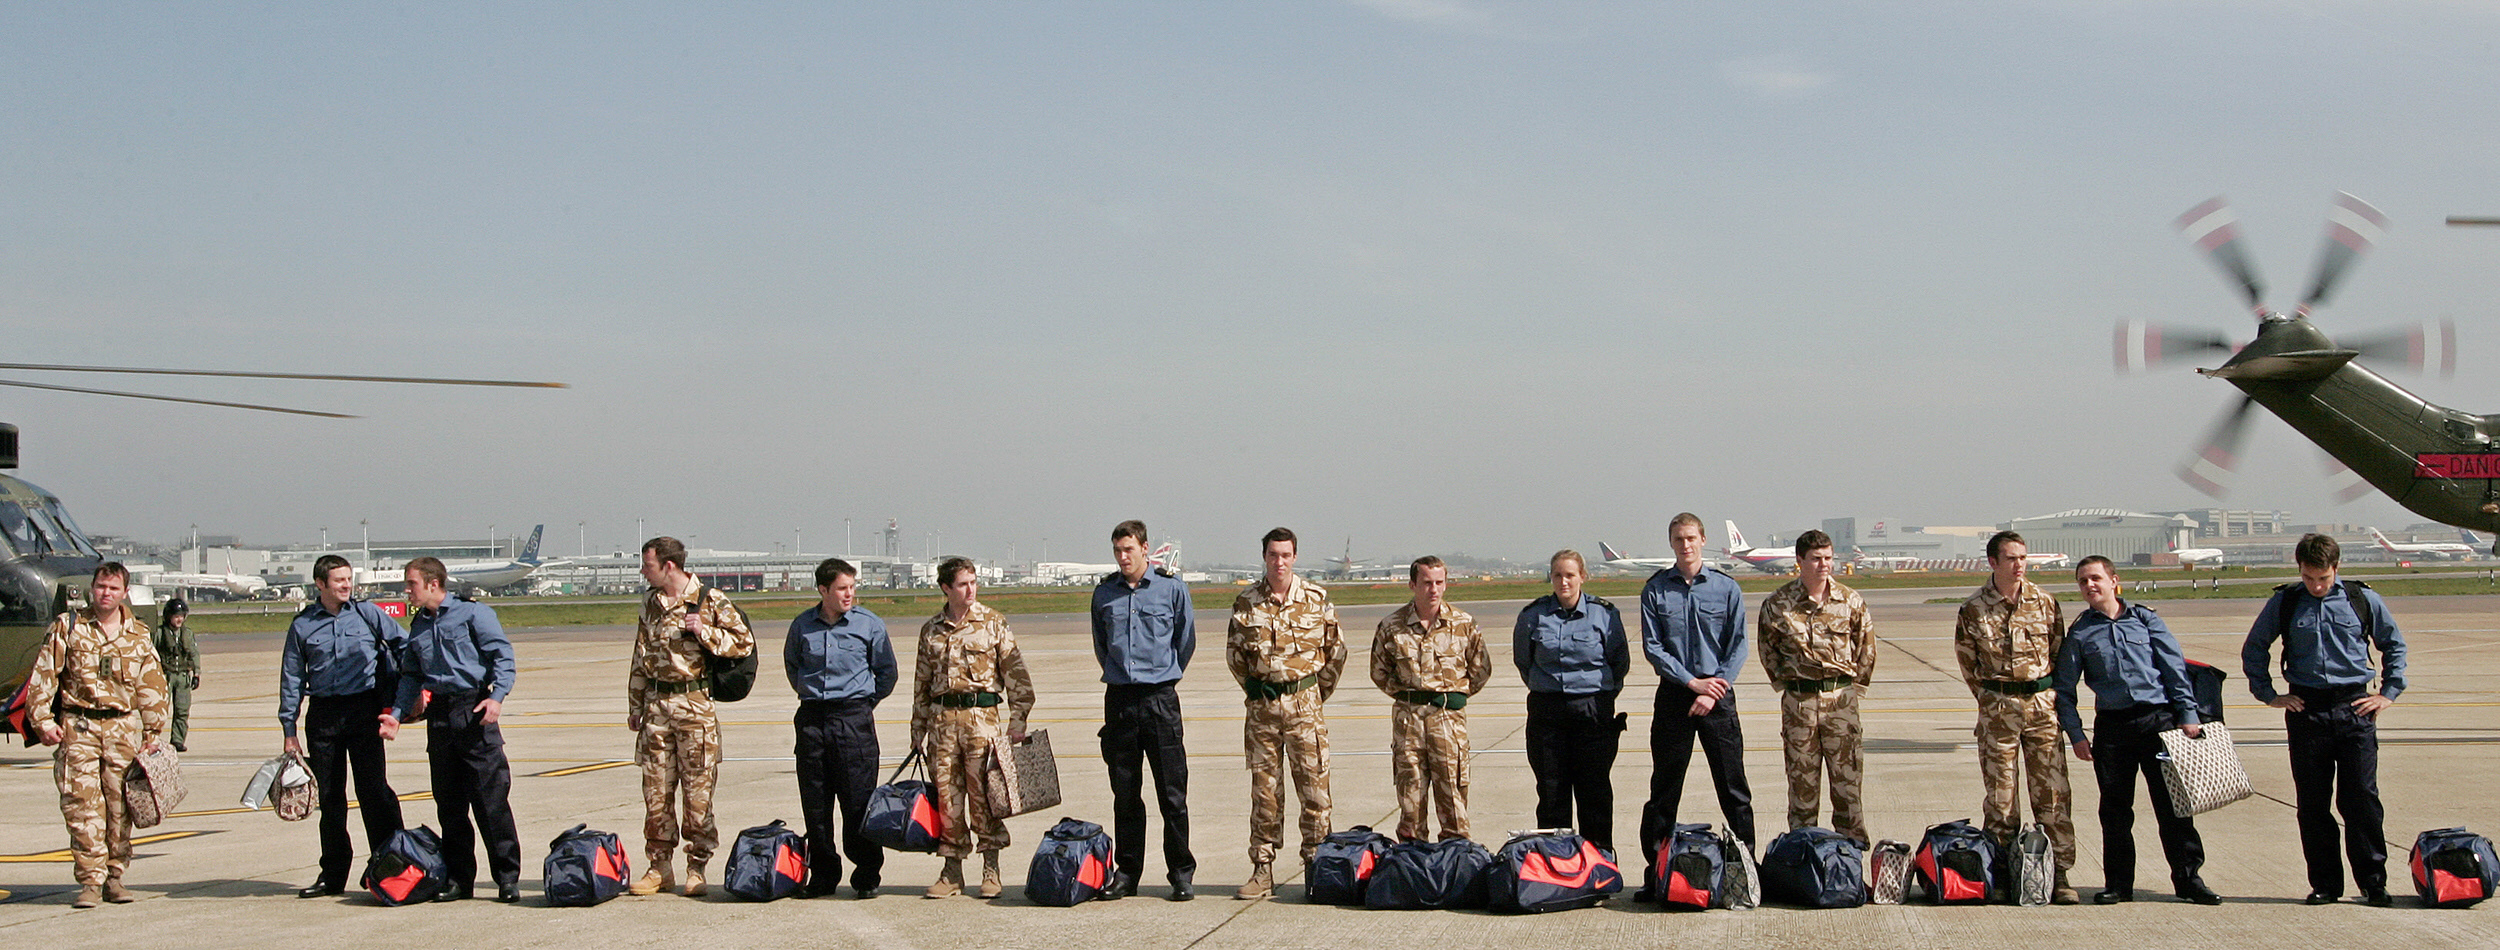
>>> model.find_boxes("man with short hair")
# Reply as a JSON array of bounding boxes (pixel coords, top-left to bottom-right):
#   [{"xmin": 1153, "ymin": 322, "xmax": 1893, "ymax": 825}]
[
  {"xmin": 380, "ymin": 557, "xmax": 522, "ymax": 903},
  {"xmin": 278, "ymin": 554, "xmax": 406, "ymax": 899},
  {"xmin": 626, "ymin": 536, "xmax": 755, "ymax": 897},
  {"xmin": 1955, "ymin": 530, "xmax": 2079, "ymax": 904},
  {"xmin": 1513, "ymin": 549, "xmax": 1630, "ymax": 850},
  {"xmin": 2243, "ymin": 533, "xmax": 2406, "ymax": 907},
  {"xmin": 2057, "ymin": 556, "xmax": 2216, "ymax": 905},
  {"xmin": 1756, "ymin": 530, "xmax": 1875, "ymax": 846},
  {"xmin": 1638, "ymin": 513, "xmax": 1756, "ymax": 897},
  {"xmin": 1371, "ymin": 555, "xmax": 1491, "ymax": 843},
  {"xmin": 1091, "ymin": 520, "xmax": 1197, "ymax": 900},
  {"xmin": 26, "ymin": 563, "xmax": 169, "ymax": 908},
  {"xmin": 786, "ymin": 557, "xmax": 897, "ymax": 899},
  {"xmin": 1226, "ymin": 527, "xmax": 1346, "ymax": 900}
]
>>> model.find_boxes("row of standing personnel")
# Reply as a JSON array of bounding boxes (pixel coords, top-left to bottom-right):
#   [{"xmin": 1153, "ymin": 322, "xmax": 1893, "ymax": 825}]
[{"xmin": 18, "ymin": 516, "xmax": 2407, "ymax": 909}]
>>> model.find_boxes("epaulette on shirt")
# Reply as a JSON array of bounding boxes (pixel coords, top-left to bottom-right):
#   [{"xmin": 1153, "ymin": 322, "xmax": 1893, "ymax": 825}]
[
  {"xmin": 1584, "ymin": 594, "xmax": 1614, "ymax": 609},
  {"xmin": 1155, "ymin": 567, "xmax": 1177, "ymax": 578}
]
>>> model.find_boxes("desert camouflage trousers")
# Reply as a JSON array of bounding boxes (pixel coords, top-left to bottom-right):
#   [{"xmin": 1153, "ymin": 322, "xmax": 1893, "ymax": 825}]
[
  {"xmin": 1975, "ymin": 690, "xmax": 2075, "ymax": 869},
  {"xmin": 1390, "ymin": 701, "xmax": 1469, "ymax": 842},
  {"xmin": 1244, "ymin": 689, "xmax": 1330, "ymax": 866},
  {"xmin": 924, "ymin": 704, "xmax": 1009, "ymax": 858},
  {"xmin": 55, "ymin": 713, "xmax": 141, "ymax": 886},
  {"xmin": 1780, "ymin": 685, "xmax": 1866, "ymax": 845},
  {"xmin": 638, "ymin": 690, "xmax": 722, "ymax": 868}
]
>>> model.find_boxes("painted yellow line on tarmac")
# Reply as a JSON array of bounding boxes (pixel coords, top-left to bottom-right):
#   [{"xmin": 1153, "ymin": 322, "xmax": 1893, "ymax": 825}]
[{"xmin": 0, "ymin": 830, "xmax": 212, "ymax": 862}]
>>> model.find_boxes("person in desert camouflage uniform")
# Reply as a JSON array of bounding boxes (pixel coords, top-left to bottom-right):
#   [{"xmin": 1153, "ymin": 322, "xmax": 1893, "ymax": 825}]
[
  {"xmin": 625, "ymin": 536, "xmax": 754, "ymax": 898},
  {"xmin": 1756, "ymin": 530, "xmax": 1875, "ymax": 846},
  {"xmin": 1370, "ymin": 555, "xmax": 1490, "ymax": 843},
  {"xmin": 1227, "ymin": 527, "xmax": 1346, "ymax": 900},
  {"xmin": 1955, "ymin": 530, "xmax": 2079, "ymax": 904},
  {"xmin": 912, "ymin": 556, "xmax": 1036, "ymax": 899},
  {"xmin": 26, "ymin": 563, "xmax": 169, "ymax": 909}
]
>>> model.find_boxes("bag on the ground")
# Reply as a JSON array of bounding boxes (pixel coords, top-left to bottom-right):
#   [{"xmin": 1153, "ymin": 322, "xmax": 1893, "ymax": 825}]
[
  {"xmin": 273, "ymin": 751, "xmax": 318, "ymax": 822},
  {"xmin": 723, "ymin": 819, "xmax": 808, "ymax": 901},
  {"xmin": 1365, "ymin": 837, "xmax": 1494, "ymax": 910},
  {"xmin": 1868, "ymin": 838, "xmax": 1913, "ymax": 905},
  {"xmin": 363, "ymin": 825, "xmax": 450, "ymax": 906},
  {"xmin": 2002, "ymin": 822, "xmax": 2052, "ymax": 906},
  {"xmin": 1025, "ymin": 817, "xmax": 1114, "ymax": 906},
  {"xmin": 2157, "ymin": 721, "xmax": 2252, "ymax": 816},
  {"xmin": 1487, "ymin": 830, "xmax": 1622, "ymax": 914},
  {"xmin": 687, "ymin": 586, "xmax": 760, "ymax": 702},
  {"xmin": 1716, "ymin": 826, "xmax": 1759, "ymax": 910},
  {"xmin": 543, "ymin": 824, "xmax": 631, "ymax": 907},
  {"xmin": 986, "ymin": 729, "xmax": 1063, "ymax": 819},
  {"xmin": 1760, "ymin": 827, "xmax": 1866, "ymax": 909},
  {"xmin": 123, "ymin": 744, "xmax": 186, "ymax": 829},
  {"xmin": 2412, "ymin": 827, "xmax": 2500, "ymax": 908},
  {"xmin": 1912, "ymin": 819, "xmax": 1996, "ymax": 905},
  {"xmin": 1652, "ymin": 822, "xmax": 1724, "ymax": 911},
  {"xmin": 1306, "ymin": 825, "xmax": 1394, "ymax": 905},
  {"xmin": 863, "ymin": 750, "xmax": 943, "ymax": 853}
]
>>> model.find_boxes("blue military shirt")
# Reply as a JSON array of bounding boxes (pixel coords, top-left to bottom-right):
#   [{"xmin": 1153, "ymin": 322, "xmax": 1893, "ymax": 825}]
[
  {"xmin": 1513, "ymin": 593, "xmax": 1630, "ymax": 694},
  {"xmin": 1092, "ymin": 568, "xmax": 1196, "ymax": 686},
  {"xmin": 279, "ymin": 598, "xmax": 407, "ymax": 738},
  {"xmin": 394, "ymin": 596, "xmax": 517, "ymax": 721},
  {"xmin": 1640, "ymin": 566, "xmax": 1749, "ymax": 686},
  {"xmin": 2055, "ymin": 601, "xmax": 2200, "ymax": 744},
  {"xmin": 2242, "ymin": 581, "xmax": 2407, "ymax": 702},
  {"xmin": 785, "ymin": 604, "xmax": 898, "ymax": 703}
]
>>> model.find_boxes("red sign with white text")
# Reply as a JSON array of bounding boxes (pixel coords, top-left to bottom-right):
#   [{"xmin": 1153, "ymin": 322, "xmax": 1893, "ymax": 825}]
[
  {"xmin": 373, "ymin": 600, "xmax": 409, "ymax": 618},
  {"xmin": 2414, "ymin": 454, "xmax": 2500, "ymax": 479}
]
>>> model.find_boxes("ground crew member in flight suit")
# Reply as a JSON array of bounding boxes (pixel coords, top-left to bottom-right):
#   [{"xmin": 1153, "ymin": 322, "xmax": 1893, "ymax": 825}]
[
  {"xmin": 152, "ymin": 597, "xmax": 198, "ymax": 753},
  {"xmin": 27, "ymin": 562, "xmax": 169, "ymax": 909},
  {"xmin": 1956, "ymin": 530, "xmax": 2080, "ymax": 904},
  {"xmin": 626, "ymin": 536, "xmax": 754, "ymax": 897},
  {"xmin": 1227, "ymin": 527, "xmax": 1346, "ymax": 900},
  {"xmin": 1757, "ymin": 530, "xmax": 1875, "ymax": 846},
  {"xmin": 1371, "ymin": 555, "xmax": 1490, "ymax": 842},
  {"xmin": 913, "ymin": 556, "xmax": 1036, "ymax": 899},
  {"xmin": 1090, "ymin": 520, "xmax": 1198, "ymax": 900}
]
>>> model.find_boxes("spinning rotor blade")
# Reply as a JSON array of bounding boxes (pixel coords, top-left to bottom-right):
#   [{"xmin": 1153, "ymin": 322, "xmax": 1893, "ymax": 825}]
[
  {"xmin": 2113, "ymin": 320, "xmax": 2233, "ymax": 373},
  {"xmin": 2339, "ymin": 319, "xmax": 2457, "ymax": 377},
  {"xmin": 0, "ymin": 378, "xmax": 354, "ymax": 418},
  {"xmin": 2176, "ymin": 395, "xmax": 2258, "ymax": 498},
  {"xmin": 2299, "ymin": 192, "xmax": 2389, "ymax": 312},
  {"xmin": 2321, "ymin": 452, "xmax": 2374, "ymax": 504},
  {"xmin": 2176, "ymin": 197, "xmax": 2266, "ymax": 314},
  {"xmin": 0, "ymin": 362, "xmax": 565, "ymax": 388}
]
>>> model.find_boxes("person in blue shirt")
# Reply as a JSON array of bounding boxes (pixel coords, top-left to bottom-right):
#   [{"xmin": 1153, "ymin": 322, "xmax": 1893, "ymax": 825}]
[
  {"xmin": 2243, "ymin": 533, "xmax": 2407, "ymax": 907},
  {"xmin": 277, "ymin": 554, "xmax": 405, "ymax": 899},
  {"xmin": 1090, "ymin": 520, "xmax": 1198, "ymax": 900},
  {"xmin": 1513, "ymin": 549, "xmax": 1629, "ymax": 851},
  {"xmin": 785, "ymin": 557, "xmax": 898, "ymax": 898},
  {"xmin": 1635, "ymin": 513, "xmax": 1754, "ymax": 898},
  {"xmin": 2055, "ymin": 556, "xmax": 2216, "ymax": 906},
  {"xmin": 379, "ymin": 557, "xmax": 521, "ymax": 902}
]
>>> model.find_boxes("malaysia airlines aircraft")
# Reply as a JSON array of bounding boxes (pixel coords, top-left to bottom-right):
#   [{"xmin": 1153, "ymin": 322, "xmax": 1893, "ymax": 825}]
[
  {"xmin": 1721, "ymin": 521, "xmax": 1798, "ymax": 574},
  {"xmin": 2369, "ymin": 527, "xmax": 2473, "ymax": 561}
]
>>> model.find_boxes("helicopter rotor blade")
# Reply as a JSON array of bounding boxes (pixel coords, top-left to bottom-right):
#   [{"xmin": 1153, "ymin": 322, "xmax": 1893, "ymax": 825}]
[
  {"xmin": 2176, "ymin": 395, "xmax": 2259, "ymax": 498},
  {"xmin": 2298, "ymin": 192, "xmax": 2389, "ymax": 313},
  {"xmin": 2320, "ymin": 451, "xmax": 2374, "ymax": 504},
  {"xmin": 0, "ymin": 363, "xmax": 565, "ymax": 388},
  {"xmin": 2176, "ymin": 196, "xmax": 2267, "ymax": 316},
  {"xmin": 2339, "ymin": 319, "xmax": 2457, "ymax": 377},
  {"xmin": 2113, "ymin": 320, "xmax": 2234, "ymax": 373},
  {"xmin": 0, "ymin": 378, "xmax": 354, "ymax": 418}
]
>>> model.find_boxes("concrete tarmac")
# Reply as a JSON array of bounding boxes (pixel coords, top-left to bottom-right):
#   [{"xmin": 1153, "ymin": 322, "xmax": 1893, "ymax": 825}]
[{"xmin": 4, "ymin": 588, "xmax": 2496, "ymax": 947}]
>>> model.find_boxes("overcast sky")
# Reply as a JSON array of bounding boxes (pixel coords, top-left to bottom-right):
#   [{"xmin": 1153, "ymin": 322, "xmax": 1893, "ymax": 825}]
[{"xmin": 5, "ymin": 1, "xmax": 2497, "ymax": 566}]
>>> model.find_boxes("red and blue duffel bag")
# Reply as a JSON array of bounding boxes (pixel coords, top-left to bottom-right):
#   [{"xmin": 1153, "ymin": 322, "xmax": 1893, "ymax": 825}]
[
  {"xmin": 723, "ymin": 819, "xmax": 809, "ymax": 901},
  {"xmin": 1026, "ymin": 817, "xmax": 1114, "ymax": 906},
  {"xmin": 363, "ymin": 825, "xmax": 450, "ymax": 906},
  {"xmin": 864, "ymin": 750, "xmax": 943, "ymax": 853},
  {"xmin": 543, "ymin": 824, "xmax": 631, "ymax": 906},
  {"xmin": 2413, "ymin": 827, "xmax": 2500, "ymax": 908},
  {"xmin": 1307, "ymin": 825, "xmax": 1394, "ymax": 905},
  {"xmin": 1488, "ymin": 830, "xmax": 1622, "ymax": 913},
  {"xmin": 1913, "ymin": 819, "xmax": 1997, "ymax": 905}
]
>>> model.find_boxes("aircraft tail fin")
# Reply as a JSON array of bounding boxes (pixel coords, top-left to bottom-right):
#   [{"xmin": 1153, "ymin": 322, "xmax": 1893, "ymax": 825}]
[
  {"xmin": 2367, "ymin": 527, "xmax": 2396, "ymax": 550},
  {"xmin": 1600, "ymin": 541, "xmax": 1627, "ymax": 562},
  {"xmin": 1148, "ymin": 542, "xmax": 1178, "ymax": 572},
  {"xmin": 1724, "ymin": 520, "xmax": 1749, "ymax": 552},
  {"xmin": 517, "ymin": 524, "xmax": 545, "ymax": 564},
  {"xmin": 2461, "ymin": 529, "xmax": 2484, "ymax": 546}
]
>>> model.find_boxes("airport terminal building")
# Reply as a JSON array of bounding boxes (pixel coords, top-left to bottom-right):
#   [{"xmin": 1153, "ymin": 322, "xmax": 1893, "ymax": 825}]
[{"xmin": 2002, "ymin": 509, "xmax": 2198, "ymax": 565}]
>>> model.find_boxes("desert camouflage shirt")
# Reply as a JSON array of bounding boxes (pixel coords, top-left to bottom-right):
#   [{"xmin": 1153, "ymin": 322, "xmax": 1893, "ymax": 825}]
[
  {"xmin": 1758, "ymin": 579, "xmax": 1877, "ymax": 684},
  {"xmin": 911, "ymin": 601, "xmax": 1037, "ymax": 738},
  {"xmin": 627, "ymin": 579, "xmax": 755, "ymax": 708},
  {"xmin": 28, "ymin": 606, "xmax": 170, "ymax": 736},
  {"xmin": 1955, "ymin": 579, "xmax": 2067, "ymax": 693},
  {"xmin": 1227, "ymin": 574, "xmax": 1347, "ymax": 699},
  {"xmin": 1371, "ymin": 603, "xmax": 1491, "ymax": 696}
]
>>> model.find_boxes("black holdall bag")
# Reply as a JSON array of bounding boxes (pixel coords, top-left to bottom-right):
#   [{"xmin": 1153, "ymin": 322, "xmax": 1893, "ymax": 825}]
[
  {"xmin": 364, "ymin": 825, "xmax": 450, "ymax": 906},
  {"xmin": 1760, "ymin": 826, "xmax": 1867, "ymax": 909},
  {"xmin": 1486, "ymin": 830, "xmax": 1623, "ymax": 914},
  {"xmin": 685, "ymin": 586, "xmax": 760, "ymax": 703},
  {"xmin": 863, "ymin": 750, "xmax": 943, "ymax": 853},
  {"xmin": 544, "ymin": 824, "xmax": 631, "ymax": 907},
  {"xmin": 1025, "ymin": 817, "xmax": 1114, "ymax": 906},
  {"xmin": 1364, "ymin": 837, "xmax": 1494, "ymax": 910},
  {"xmin": 723, "ymin": 820, "xmax": 809, "ymax": 902},
  {"xmin": 1306, "ymin": 825, "xmax": 1394, "ymax": 905}
]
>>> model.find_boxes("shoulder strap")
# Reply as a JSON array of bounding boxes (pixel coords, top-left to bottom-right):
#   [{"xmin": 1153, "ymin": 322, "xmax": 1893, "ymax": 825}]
[{"xmin": 2341, "ymin": 579, "xmax": 2375, "ymax": 640}]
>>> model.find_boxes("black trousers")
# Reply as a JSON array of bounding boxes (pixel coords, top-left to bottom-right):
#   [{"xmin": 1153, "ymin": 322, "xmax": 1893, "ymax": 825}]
[
  {"xmin": 2090, "ymin": 704, "xmax": 2204, "ymax": 892},
  {"xmin": 795, "ymin": 698, "xmax": 883, "ymax": 893},
  {"xmin": 1524, "ymin": 690, "xmax": 1622, "ymax": 851},
  {"xmin": 2285, "ymin": 685, "xmax": 2387, "ymax": 893},
  {"xmin": 1639, "ymin": 681, "xmax": 1754, "ymax": 872},
  {"xmin": 1102, "ymin": 681, "xmax": 1194, "ymax": 880},
  {"xmin": 304, "ymin": 689, "xmax": 402, "ymax": 887},
  {"xmin": 426, "ymin": 691, "xmax": 522, "ymax": 889}
]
